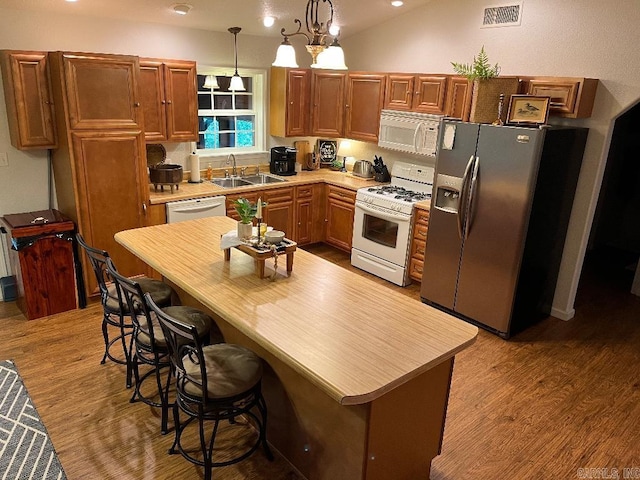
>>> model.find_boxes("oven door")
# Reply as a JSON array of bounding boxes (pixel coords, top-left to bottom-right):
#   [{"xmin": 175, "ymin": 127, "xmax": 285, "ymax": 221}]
[{"xmin": 352, "ymin": 201, "xmax": 412, "ymax": 266}]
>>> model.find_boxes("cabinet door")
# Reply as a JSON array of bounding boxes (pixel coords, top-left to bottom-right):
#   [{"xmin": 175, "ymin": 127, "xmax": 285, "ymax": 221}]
[
  {"xmin": 139, "ymin": 61, "xmax": 167, "ymax": 141},
  {"xmin": 71, "ymin": 130, "xmax": 149, "ymax": 295},
  {"xmin": 311, "ymin": 71, "xmax": 346, "ymax": 138},
  {"xmin": 0, "ymin": 51, "xmax": 57, "ymax": 149},
  {"xmin": 263, "ymin": 187, "xmax": 295, "ymax": 238},
  {"xmin": 444, "ymin": 76, "xmax": 471, "ymax": 121},
  {"xmin": 344, "ymin": 73, "xmax": 386, "ymax": 143},
  {"xmin": 384, "ymin": 74, "xmax": 414, "ymax": 111},
  {"xmin": 286, "ymin": 69, "xmax": 311, "ymax": 136},
  {"xmin": 164, "ymin": 61, "xmax": 198, "ymax": 141},
  {"xmin": 325, "ymin": 186, "xmax": 356, "ymax": 253},
  {"xmin": 62, "ymin": 52, "xmax": 142, "ymax": 130},
  {"xmin": 413, "ymin": 75, "xmax": 447, "ymax": 114},
  {"xmin": 225, "ymin": 192, "xmax": 260, "ymax": 221}
]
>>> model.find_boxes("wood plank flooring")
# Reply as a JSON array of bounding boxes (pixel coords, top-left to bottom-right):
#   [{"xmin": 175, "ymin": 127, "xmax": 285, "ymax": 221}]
[{"xmin": 1, "ymin": 244, "xmax": 639, "ymax": 479}]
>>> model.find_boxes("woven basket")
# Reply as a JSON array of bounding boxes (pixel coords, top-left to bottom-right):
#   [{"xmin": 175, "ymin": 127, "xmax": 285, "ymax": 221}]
[{"xmin": 469, "ymin": 77, "xmax": 520, "ymax": 124}]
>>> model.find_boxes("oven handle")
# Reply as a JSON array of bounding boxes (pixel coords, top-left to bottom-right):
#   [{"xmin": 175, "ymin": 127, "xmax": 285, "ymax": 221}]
[{"xmin": 356, "ymin": 203, "xmax": 412, "ymax": 223}]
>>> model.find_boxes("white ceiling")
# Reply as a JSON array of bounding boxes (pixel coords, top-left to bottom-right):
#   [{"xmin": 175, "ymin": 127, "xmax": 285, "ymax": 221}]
[{"xmin": 0, "ymin": 0, "xmax": 432, "ymax": 38}]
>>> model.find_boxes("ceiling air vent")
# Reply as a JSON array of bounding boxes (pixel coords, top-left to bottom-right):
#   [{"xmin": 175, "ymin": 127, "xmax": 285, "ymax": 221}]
[{"xmin": 481, "ymin": 1, "xmax": 523, "ymax": 28}]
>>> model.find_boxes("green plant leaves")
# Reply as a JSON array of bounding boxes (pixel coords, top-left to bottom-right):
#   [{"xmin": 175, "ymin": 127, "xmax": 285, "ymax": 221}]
[{"xmin": 451, "ymin": 46, "xmax": 501, "ymax": 81}]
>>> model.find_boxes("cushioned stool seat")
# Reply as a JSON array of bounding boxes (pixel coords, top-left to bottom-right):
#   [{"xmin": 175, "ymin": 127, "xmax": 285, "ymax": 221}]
[{"xmin": 105, "ymin": 279, "xmax": 174, "ymax": 314}]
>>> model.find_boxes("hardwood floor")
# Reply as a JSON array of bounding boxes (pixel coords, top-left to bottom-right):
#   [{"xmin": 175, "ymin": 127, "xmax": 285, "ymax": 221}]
[{"xmin": 1, "ymin": 244, "xmax": 639, "ymax": 479}]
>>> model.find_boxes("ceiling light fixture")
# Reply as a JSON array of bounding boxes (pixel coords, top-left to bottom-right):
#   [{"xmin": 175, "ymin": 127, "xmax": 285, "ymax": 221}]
[
  {"xmin": 228, "ymin": 27, "xmax": 246, "ymax": 91},
  {"xmin": 391, "ymin": 0, "xmax": 404, "ymax": 6},
  {"xmin": 173, "ymin": 4, "xmax": 192, "ymax": 15},
  {"xmin": 263, "ymin": 16, "xmax": 276, "ymax": 28},
  {"xmin": 272, "ymin": 0, "xmax": 347, "ymax": 70},
  {"xmin": 203, "ymin": 75, "xmax": 219, "ymax": 89}
]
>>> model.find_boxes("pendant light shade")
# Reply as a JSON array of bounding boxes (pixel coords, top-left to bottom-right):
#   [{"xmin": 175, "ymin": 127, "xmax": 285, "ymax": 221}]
[
  {"xmin": 203, "ymin": 75, "xmax": 219, "ymax": 89},
  {"xmin": 228, "ymin": 27, "xmax": 245, "ymax": 91},
  {"xmin": 272, "ymin": 38, "xmax": 299, "ymax": 68},
  {"xmin": 312, "ymin": 38, "xmax": 347, "ymax": 70}
]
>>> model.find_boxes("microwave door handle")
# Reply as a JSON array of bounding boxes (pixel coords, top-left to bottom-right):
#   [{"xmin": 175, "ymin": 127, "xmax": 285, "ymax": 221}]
[
  {"xmin": 413, "ymin": 123, "xmax": 421, "ymax": 153},
  {"xmin": 457, "ymin": 155, "xmax": 475, "ymax": 239},
  {"xmin": 464, "ymin": 156, "xmax": 481, "ymax": 239}
]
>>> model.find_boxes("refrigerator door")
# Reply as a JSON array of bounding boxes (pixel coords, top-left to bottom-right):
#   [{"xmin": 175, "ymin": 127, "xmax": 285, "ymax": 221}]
[
  {"xmin": 421, "ymin": 121, "xmax": 480, "ymax": 309},
  {"xmin": 454, "ymin": 125, "xmax": 545, "ymax": 333}
]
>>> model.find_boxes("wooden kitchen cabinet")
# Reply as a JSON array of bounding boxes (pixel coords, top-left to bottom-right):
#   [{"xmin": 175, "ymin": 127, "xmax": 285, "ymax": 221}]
[
  {"xmin": 56, "ymin": 51, "xmax": 143, "ymax": 130},
  {"xmin": 0, "ymin": 50, "xmax": 57, "ymax": 149},
  {"xmin": 325, "ymin": 185, "xmax": 356, "ymax": 253},
  {"xmin": 408, "ymin": 207, "xmax": 430, "ymax": 282},
  {"xmin": 311, "ymin": 70, "xmax": 346, "ymax": 138},
  {"xmin": 384, "ymin": 74, "xmax": 448, "ymax": 115},
  {"xmin": 48, "ymin": 51, "xmax": 150, "ymax": 299},
  {"xmin": 263, "ymin": 187, "xmax": 295, "ymax": 239},
  {"xmin": 140, "ymin": 58, "xmax": 198, "ymax": 142},
  {"xmin": 344, "ymin": 73, "xmax": 386, "ymax": 143},
  {"xmin": 519, "ymin": 76, "xmax": 598, "ymax": 119},
  {"xmin": 270, "ymin": 67, "xmax": 311, "ymax": 137},
  {"xmin": 444, "ymin": 76, "xmax": 472, "ymax": 121},
  {"xmin": 295, "ymin": 184, "xmax": 325, "ymax": 245}
]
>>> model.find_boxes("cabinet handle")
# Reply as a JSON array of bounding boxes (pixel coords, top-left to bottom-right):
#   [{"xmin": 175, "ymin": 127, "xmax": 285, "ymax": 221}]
[
  {"xmin": 142, "ymin": 202, "xmax": 147, "ymax": 215},
  {"xmin": 161, "ymin": 100, "xmax": 166, "ymax": 105},
  {"xmin": 418, "ymin": 228, "xmax": 427, "ymax": 237},
  {"xmin": 134, "ymin": 102, "xmax": 141, "ymax": 107},
  {"xmin": 167, "ymin": 100, "xmax": 172, "ymax": 105}
]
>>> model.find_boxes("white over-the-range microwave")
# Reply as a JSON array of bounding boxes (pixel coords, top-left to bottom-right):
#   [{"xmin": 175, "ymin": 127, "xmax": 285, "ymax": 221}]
[{"xmin": 378, "ymin": 109, "xmax": 443, "ymax": 156}]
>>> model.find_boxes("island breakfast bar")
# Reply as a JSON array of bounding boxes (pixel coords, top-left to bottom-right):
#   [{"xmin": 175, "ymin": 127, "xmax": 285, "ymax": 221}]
[{"xmin": 115, "ymin": 216, "xmax": 478, "ymax": 480}]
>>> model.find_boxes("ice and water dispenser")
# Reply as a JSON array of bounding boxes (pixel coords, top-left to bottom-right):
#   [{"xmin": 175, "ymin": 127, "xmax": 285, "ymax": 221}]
[{"xmin": 433, "ymin": 174, "xmax": 463, "ymax": 213}]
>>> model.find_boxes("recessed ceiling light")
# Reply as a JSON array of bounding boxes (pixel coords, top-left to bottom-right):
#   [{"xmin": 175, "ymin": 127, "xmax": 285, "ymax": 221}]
[
  {"xmin": 65, "ymin": 0, "xmax": 78, "ymax": 2},
  {"xmin": 391, "ymin": 0, "xmax": 404, "ymax": 6},
  {"xmin": 173, "ymin": 4, "xmax": 192, "ymax": 15},
  {"xmin": 263, "ymin": 16, "xmax": 275, "ymax": 27},
  {"xmin": 329, "ymin": 24, "xmax": 340, "ymax": 36}
]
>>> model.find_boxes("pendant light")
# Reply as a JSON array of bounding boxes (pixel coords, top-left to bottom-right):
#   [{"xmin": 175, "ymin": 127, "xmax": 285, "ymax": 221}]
[
  {"xmin": 228, "ymin": 27, "xmax": 245, "ymax": 92},
  {"xmin": 203, "ymin": 75, "xmax": 219, "ymax": 89}
]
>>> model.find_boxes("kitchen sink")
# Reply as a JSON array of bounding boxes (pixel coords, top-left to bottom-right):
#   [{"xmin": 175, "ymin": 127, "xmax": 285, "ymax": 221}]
[
  {"xmin": 242, "ymin": 174, "xmax": 287, "ymax": 185},
  {"xmin": 211, "ymin": 177, "xmax": 253, "ymax": 188}
]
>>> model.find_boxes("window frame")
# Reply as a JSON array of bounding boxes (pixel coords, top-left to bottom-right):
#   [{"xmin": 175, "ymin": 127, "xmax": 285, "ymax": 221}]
[{"xmin": 195, "ymin": 67, "xmax": 267, "ymax": 158}]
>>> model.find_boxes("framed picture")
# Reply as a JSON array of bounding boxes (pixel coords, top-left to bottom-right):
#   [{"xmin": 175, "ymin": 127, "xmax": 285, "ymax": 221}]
[
  {"xmin": 506, "ymin": 95, "xmax": 551, "ymax": 126},
  {"xmin": 316, "ymin": 139, "xmax": 337, "ymax": 165}
]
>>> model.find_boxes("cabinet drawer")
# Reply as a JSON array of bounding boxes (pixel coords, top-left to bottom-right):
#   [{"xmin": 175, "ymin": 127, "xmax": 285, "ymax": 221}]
[
  {"xmin": 327, "ymin": 185, "xmax": 356, "ymax": 203},
  {"xmin": 409, "ymin": 257, "xmax": 424, "ymax": 282},
  {"xmin": 411, "ymin": 238, "xmax": 426, "ymax": 261},
  {"xmin": 296, "ymin": 185, "xmax": 314, "ymax": 198},
  {"xmin": 414, "ymin": 209, "xmax": 430, "ymax": 227},
  {"xmin": 263, "ymin": 187, "xmax": 294, "ymax": 204}
]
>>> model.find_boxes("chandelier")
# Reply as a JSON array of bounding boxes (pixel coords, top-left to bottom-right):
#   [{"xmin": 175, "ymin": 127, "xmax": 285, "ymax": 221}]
[{"xmin": 272, "ymin": 0, "xmax": 347, "ymax": 70}]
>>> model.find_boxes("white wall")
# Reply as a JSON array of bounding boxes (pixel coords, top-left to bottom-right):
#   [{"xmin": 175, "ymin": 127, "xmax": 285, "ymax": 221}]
[{"xmin": 344, "ymin": 0, "xmax": 640, "ymax": 319}]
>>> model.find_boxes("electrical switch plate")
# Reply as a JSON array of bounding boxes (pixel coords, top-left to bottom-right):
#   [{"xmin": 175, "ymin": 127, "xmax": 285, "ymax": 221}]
[{"xmin": 0, "ymin": 152, "xmax": 7, "ymax": 167}]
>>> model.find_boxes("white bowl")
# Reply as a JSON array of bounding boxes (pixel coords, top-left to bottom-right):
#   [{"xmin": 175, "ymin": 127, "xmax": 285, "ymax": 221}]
[{"xmin": 264, "ymin": 230, "xmax": 285, "ymax": 244}]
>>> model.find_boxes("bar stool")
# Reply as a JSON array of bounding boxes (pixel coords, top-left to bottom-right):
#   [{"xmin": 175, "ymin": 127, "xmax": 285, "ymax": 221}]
[
  {"xmin": 146, "ymin": 293, "xmax": 273, "ymax": 479},
  {"xmin": 106, "ymin": 258, "xmax": 221, "ymax": 434},
  {"xmin": 76, "ymin": 233, "xmax": 175, "ymax": 388}
]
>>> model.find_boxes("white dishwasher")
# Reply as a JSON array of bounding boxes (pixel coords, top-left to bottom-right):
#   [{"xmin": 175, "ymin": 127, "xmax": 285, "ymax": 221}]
[{"xmin": 166, "ymin": 196, "xmax": 226, "ymax": 223}]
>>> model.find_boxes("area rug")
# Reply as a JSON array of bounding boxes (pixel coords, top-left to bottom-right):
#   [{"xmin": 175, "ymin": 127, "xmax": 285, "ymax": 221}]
[{"xmin": 0, "ymin": 360, "xmax": 67, "ymax": 480}]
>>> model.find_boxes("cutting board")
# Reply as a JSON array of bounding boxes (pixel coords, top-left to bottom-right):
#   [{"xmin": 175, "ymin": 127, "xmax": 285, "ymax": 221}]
[{"xmin": 293, "ymin": 140, "xmax": 310, "ymax": 170}]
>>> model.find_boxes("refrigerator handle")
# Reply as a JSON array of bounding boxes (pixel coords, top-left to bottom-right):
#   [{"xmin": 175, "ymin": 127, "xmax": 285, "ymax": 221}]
[
  {"xmin": 464, "ymin": 155, "xmax": 481, "ymax": 239},
  {"xmin": 457, "ymin": 155, "xmax": 475, "ymax": 239}
]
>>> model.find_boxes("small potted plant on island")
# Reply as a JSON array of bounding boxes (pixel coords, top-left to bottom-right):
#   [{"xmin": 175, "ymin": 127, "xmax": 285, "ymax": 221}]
[
  {"xmin": 233, "ymin": 197, "xmax": 257, "ymax": 240},
  {"xmin": 451, "ymin": 46, "xmax": 519, "ymax": 124}
]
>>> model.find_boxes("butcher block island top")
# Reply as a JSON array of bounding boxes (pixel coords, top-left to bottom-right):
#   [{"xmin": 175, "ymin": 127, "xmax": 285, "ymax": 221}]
[{"xmin": 115, "ymin": 216, "xmax": 476, "ymax": 405}]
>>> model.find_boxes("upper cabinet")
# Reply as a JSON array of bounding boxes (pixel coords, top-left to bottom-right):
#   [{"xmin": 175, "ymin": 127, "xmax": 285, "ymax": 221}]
[
  {"xmin": 0, "ymin": 50, "xmax": 57, "ymax": 149},
  {"xmin": 519, "ymin": 76, "xmax": 598, "ymax": 119},
  {"xmin": 311, "ymin": 70, "xmax": 346, "ymax": 138},
  {"xmin": 444, "ymin": 76, "xmax": 472, "ymax": 121},
  {"xmin": 270, "ymin": 67, "xmax": 311, "ymax": 137},
  {"xmin": 384, "ymin": 74, "xmax": 448, "ymax": 115},
  {"xmin": 59, "ymin": 52, "xmax": 142, "ymax": 130},
  {"xmin": 344, "ymin": 73, "xmax": 386, "ymax": 143},
  {"xmin": 140, "ymin": 58, "xmax": 198, "ymax": 142}
]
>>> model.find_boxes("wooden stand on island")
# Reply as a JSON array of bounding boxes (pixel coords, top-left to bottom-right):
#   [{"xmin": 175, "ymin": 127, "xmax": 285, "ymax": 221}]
[{"xmin": 224, "ymin": 239, "xmax": 297, "ymax": 279}]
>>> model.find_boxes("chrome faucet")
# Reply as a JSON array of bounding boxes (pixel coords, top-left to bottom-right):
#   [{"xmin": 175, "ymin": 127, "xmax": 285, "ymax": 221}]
[{"xmin": 226, "ymin": 154, "xmax": 237, "ymax": 177}]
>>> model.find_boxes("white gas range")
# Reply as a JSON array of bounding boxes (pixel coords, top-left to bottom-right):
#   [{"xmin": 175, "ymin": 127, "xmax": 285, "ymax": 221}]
[{"xmin": 351, "ymin": 161, "xmax": 434, "ymax": 286}]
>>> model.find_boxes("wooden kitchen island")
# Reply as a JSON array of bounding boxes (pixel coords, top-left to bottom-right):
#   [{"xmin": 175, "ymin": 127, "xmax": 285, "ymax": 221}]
[{"xmin": 115, "ymin": 216, "xmax": 477, "ymax": 480}]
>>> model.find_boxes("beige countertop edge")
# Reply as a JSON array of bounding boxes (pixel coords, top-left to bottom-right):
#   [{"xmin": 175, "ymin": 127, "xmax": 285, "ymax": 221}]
[{"xmin": 148, "ymin": 170, "xmax": 384, "ymax": 205}]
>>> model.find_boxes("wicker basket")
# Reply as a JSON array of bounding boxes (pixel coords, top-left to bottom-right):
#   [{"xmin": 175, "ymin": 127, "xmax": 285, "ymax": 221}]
[{"xmin": 469, "ymin": 77, "xmax": 520, "ymax": 124}]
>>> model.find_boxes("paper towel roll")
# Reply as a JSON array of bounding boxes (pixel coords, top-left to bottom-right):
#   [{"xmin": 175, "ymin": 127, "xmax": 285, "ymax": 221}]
[{"xmin": 189, "ymin": 153, "xmax": 200, "ymax": 182}]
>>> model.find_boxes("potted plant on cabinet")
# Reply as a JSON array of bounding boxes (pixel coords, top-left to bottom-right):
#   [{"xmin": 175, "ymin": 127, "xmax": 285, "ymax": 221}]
[
  {"xmin": 451, "ymin": 46, "xmax": 519, "ymax": 124},
  {"xmin": 233, "ymin": 197, "xmax": 257, "ymax": 240}
]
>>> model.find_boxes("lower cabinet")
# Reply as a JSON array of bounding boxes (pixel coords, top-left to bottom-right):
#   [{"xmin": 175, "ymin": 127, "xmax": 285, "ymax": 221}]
[
  {"xmin": 325, "ymin": 185, "xmax": 356, "ymax": 253},
  {"xmin": 262, "ymin": 187, "xmax": 295, "ymax": 239},
  {"xmin": 408, "ymin": 208, "xmax": 430, "ymax": 282},
  {"xmin": 225, "ymin": 192, "xmax": 259, "ymax": 222},
  {"xmin": 295, "ymin": 184, "xmax": 325, "ymax": 245}
]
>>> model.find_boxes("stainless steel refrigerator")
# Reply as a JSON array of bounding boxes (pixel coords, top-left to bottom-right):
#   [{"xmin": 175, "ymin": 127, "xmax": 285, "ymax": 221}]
[{"xmin": 421, "ymin": 120, "xmax": 588, "ymax": 338}]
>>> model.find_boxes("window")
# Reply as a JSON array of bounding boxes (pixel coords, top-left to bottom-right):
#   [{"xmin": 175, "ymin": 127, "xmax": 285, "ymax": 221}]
[{"xmin": 196, "ymin": 68, "xmax": 266, "ymax": 156}]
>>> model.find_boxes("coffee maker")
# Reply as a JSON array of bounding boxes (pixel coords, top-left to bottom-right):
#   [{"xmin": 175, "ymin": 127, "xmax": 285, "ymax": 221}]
[{"xmin": 270, "ymin": 146, "xmax": 297, "ymax": 176}]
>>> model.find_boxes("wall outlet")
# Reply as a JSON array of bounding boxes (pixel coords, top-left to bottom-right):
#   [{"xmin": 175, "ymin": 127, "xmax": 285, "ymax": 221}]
[{"xmin": 0, "ymin": 152, "xmax": 8, "ymax": 167}]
